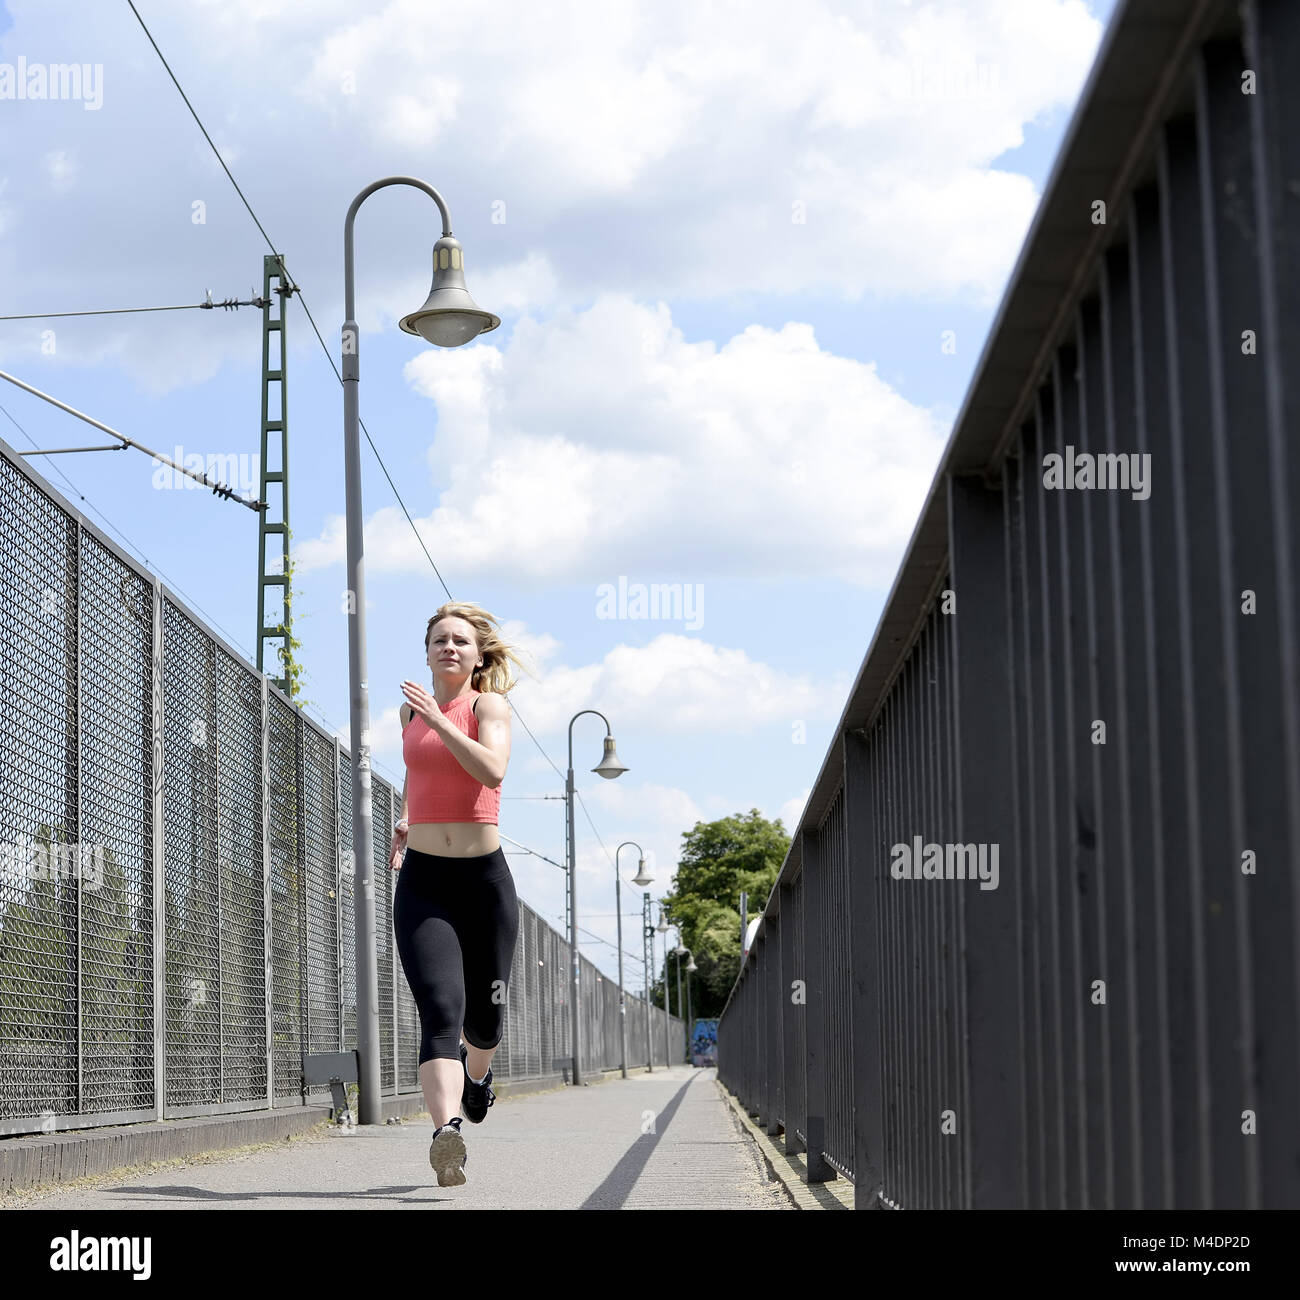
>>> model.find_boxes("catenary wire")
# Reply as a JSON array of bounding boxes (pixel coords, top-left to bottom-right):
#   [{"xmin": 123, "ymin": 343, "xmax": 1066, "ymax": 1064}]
[{"xmin": 125, "ymin": 0, "xmax": 580, "ymax": 793}]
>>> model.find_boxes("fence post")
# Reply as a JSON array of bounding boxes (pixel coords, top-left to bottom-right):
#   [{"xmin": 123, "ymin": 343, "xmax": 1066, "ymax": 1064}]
[
  {"xmin": 74, "ymin": 519, "xmax": 82, "ymax": 1115},
  {"xmin": 949, "ymin": 473, "xmax": 1022, "ymax": 1207},
  {"xmin": 213, "ymin": 646, "xmax": 223, "ymax": 1105},
  {"xmin": 764, "ymin": 913, "xmax": 781, "ymax": 1136},
  {"xmin": 152, "ymin": 576, "xmax": 165, "ymax": 1122},
  {"xmin": 802, "ymin": 829, "xmax": 836, "ymax": 1182},
  {"xmin": 263, "ymin": 678, "xmax": 272, "ymax": 1108},
  {"xmin": 1243, "ymin": 0, "xmax": 1300, "ymax": 1212},
  {"xmin": 843, "ymin": 727, "xmax": 885, "ymax": 1207},
  {"xmin": 334, "ymin": 736, "xmax": 344, "ymax": 1054},
  {"xmin": 296, "ymin": 712, "xmax": 308, "ymax": 1102},
  {"xmin": 754, "ymin": 935, "xmax": 759, "ymax": 1118},
  {"xmin": 780, "ymin": 878, "xmax": 802, "ymax": 1155}
]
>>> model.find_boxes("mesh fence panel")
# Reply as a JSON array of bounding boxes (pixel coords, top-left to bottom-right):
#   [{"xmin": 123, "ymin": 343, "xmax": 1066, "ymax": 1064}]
[
  {"xmin": 518, "ymin": 907, "xmax": 540, "ymax": 1077},
  {"xmin": 0, "ymin": 459, "xmax": 79, "ymax": 1122},
  {"xmin": 78, "ymin": 530, "xmax": 154, "ymax": 1115},
  {"xmin": 161, "ymin": 600, "xmax": 220, "ymax": 1111},
  {"xmin": 338, "ymin": 746, "xmax": 356, "ymax": 1064},
  {"xmin": 268, "ymin": 694, "xmax": 301, "ymax": 1103},
  {"xmin": 393, "ymin": 808, "xmax": 419, "ymax": 1088},
  {"xmin": 302, "ymin": 722, "xmax": 337, "ymax": 1100},
  {"xmin": 372, "ymin": 780, "xmax": 395, "ymax": 1093},
  {"xmin": 1, "ymin": 437, "xmax": 683, "ymax": 1132},
  {"xmin": 216, "ymin": 650, "xmax": 265, "ymax": 1103}
]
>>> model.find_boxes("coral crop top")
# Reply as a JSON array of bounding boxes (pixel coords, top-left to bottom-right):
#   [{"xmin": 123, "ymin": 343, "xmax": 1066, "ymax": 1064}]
[{"xmin": 401, "ymin": 690, "xmax": 501, "ymax": 824}]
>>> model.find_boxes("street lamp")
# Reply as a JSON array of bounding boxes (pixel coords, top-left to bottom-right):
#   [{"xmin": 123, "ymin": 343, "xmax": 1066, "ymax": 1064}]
[
  {"xmin": 669, "ymin": 925, "xmax": 686, "ymax": 1063},
  {"xmin": 668, "ymin": 934, "xmax": 699, "ymax": 1063},
  {"xmin": 615, "ymin": 842, "xmax": 650, "ymax": 1079},
  {"xmin": 641, "ymin": 892, "xmax": 655, "ymax": 1072},
  {"xmin": 398, "ymin": 234, "xmax": 499, "ymax": 346},
  {"xmin": 679, "ymin": 945, "xmax": 697, "ymax": 1063},
  {"xmin": 656, "ymin": 906, "xmax": 672, "ymax": 1068},
  {"xmin": 342, "ymin": 176, "xmax": 497, "ymax": 1125},
  {"xmin": 566, "ymin": 711, "xmax": 627, "ymax": 1087}
]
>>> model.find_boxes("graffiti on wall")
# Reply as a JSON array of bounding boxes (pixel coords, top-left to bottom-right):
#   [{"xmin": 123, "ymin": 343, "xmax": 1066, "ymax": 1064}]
[{"xmin": 690, "ymin": 1018, "xmax": 718, "ymax": 1067}]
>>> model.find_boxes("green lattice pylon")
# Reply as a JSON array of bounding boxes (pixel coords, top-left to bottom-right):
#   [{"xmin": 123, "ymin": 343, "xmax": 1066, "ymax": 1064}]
[{"xmin": 255, "ymin": 254, "xmax": 297, "ymax": 696}]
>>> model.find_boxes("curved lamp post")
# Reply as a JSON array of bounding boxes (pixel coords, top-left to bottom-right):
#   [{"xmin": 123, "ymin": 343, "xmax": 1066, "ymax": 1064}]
[
  {"xmin": 669, "ymin": 925, "xmax": 686, "ymax": 1062},
  {"xmin": 656, "ymin": 905, "xmax": 673, "ymax": 1068},
  {"xmin": 615, "ymin": 842, "xmax": 651, "ymax": 1079},
  {"xmin": 641, "ymin": 892, "xmax": 656, "ymax": 1071},
  {"xmin": 343, "ymin": 176, "xmax": 498, "ymax": 1125},
  {"xmin": 671, "ymin": 936, "xmax": 699, "ymax": 1064},
  {"xmin": 567, "ymin": 711, "xmax": 627, "ymax": 1086}
]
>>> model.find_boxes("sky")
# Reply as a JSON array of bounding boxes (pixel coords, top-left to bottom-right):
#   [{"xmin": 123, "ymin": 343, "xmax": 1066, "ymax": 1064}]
[{"xmin": 0, "ymin": 0, "xmax": 1119, "ymax": 995}]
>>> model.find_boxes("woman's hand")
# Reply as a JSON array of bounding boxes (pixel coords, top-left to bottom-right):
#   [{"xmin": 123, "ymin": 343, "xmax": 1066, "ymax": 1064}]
[
  {"xmin": 401, "ymin": 680, "xmax": 447, "ymax": 734},
  {"xmin": 389, "ymin": 821, "xmax": 408, "ymax": 871}
]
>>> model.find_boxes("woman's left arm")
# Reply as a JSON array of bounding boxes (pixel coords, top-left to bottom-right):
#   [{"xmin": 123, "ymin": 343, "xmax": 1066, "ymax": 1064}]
[{"xmin": 401, "ymin": 682, "xmax": 510, "ymax": 787}]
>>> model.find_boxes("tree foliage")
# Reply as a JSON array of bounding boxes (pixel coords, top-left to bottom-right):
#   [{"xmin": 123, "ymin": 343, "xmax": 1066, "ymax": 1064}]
[{"xmin": 651, "ymin": 808, "xmax": 790, "ymax": 1021}]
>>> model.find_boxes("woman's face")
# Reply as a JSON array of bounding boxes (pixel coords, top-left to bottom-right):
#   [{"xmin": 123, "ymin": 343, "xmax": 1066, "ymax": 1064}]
[{"xmin": 427, "ymin": 617, "xmax": 481, "ymax": 685}]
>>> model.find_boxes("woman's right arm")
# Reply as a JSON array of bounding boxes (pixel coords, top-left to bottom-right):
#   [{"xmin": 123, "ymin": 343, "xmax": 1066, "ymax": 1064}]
[
  {"xmin": 391, "ymin": 704, "xmax": 412, "ymax": 869},
  {"xmin": 398, "ymin": 701, "xmax": 412, "ymax": 822}
]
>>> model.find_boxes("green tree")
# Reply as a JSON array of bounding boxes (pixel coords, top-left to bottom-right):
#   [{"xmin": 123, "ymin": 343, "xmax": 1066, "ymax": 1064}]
[{"xmin": 654, "ymin": 808, "xmax": 791, "ymax": 1021}]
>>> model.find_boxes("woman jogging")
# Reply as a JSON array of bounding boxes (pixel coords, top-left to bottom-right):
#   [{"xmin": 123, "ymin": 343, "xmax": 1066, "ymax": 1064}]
[{"xmin": 389, "ymin": 601, "xmax": 527, "ymax": 1187}]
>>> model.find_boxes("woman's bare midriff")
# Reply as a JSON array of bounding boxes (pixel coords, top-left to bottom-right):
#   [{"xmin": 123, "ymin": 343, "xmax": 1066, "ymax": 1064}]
[{"xmin": 407, "ymin": 821, "xmax": 501, "ymax": 857}]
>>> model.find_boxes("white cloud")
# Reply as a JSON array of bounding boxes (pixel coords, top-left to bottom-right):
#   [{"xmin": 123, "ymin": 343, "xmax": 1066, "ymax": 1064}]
[
  {"xmin": 502, "ymin": 628, "xmax": 850, "ymax": 735},
  {"xmin": 464, "ymin": 251, "xmax": 559, "ymax": 319},
  {"xmin": 777, "ymin": 789, "xmax": 811, "ymax": 834},
  {"xmin": 568, "ymin": 779, "xmax": 704, "ymax": 888},
  {"xmin": 367, "ymin": 625, "xmax": 847, "ymax": 767},
  {"xmin": 292, "ymin": 293, "xmax": 948, "ymax": 588},
  {"xmin": 0, "ymin": 0, "xmax": 1102, "ymax": 391}
]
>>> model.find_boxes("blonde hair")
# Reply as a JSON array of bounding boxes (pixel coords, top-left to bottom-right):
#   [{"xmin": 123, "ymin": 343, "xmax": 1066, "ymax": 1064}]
[{"xmin": 424, "ymin": 602, "xmax": 532, "ymax": 696}]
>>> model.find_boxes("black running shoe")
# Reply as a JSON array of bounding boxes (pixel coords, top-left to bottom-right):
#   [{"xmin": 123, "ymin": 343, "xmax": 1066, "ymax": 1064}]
[
  {"xmin": 429, "ymin": 1116, "xmax": 467, "ymax": 1186},
  {"xmin": 460, "ymin": 1041, "xmax": 496, "ymax": 1123}
]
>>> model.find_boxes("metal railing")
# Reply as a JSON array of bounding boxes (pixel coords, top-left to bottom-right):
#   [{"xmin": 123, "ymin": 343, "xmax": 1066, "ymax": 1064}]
[
  {"xmin": 718, "ymin": 0, "xmax": 1300, "ymax": 1209},
  {"xmin": 0, "ymin": 437, "xmax": 683, "ymax": 1136}
]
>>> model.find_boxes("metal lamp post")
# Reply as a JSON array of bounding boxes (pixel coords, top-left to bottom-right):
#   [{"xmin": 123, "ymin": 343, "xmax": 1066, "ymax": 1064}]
[
  {"xmin": 615, "ymin": 842, "xmax": 650, "ymax": 1079},
  {"xmin": 566, "ymin": 711, "xmax": 627, "ymax": 1087},
  {"xmin": 670, "ymin": 928, "xmax": 686, "ymax": 1063},
  {"xmin": 671, "ymin": 936, "xmax": 697, "ymax": 1064},
  {"xmin": 641, "ymin": 892, "xmax": 654, "ymax": 1071},
  {"xmin": 343, "ymin": 176, "xmax": 499, "ymax": 1124},
  {"xmin": 656, "ymin": 906, "xmax": 672, "ymax": 1068},
  {"xmin": 682, "ymin": 947, "xmax": 697, "ymax": 1063}
]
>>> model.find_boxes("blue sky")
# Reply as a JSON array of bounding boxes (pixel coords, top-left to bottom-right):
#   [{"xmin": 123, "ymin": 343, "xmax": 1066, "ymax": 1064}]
[{"xmin": 0, "ymin": 0, "xmax": 1117, "ymax": 992}]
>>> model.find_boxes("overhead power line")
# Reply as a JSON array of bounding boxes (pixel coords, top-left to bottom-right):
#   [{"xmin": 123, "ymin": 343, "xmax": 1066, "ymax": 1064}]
[
  {"xmin": 0, "ymin": 389, "xmax": 593, "ymax": 897},
  {"xmin": 1, "ymin": 398, "xmax": 596, "ymax": 912},
  {"xmin": 124, "ymin": 1, "xmax": 456, "ymax": 604},
  {"xmin": 126, "ymin": 1, "xmax": 280, "ymax": 256},
  {"xmin": 0, "ymin": 366, "xmax": 265, "ymax": 511},
  {"xmin": 0, "ymin": 398, "xmax": 263, "ymax": 659},
  {"xmin": 124, "ymin": 0, "xmax": 604, "ymax": 837},
  {"xmin": 0, "ymin": 292, "xmax": 271, "ymax": 321}
]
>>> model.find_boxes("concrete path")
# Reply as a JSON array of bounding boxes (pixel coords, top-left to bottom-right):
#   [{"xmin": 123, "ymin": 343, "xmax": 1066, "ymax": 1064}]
[{"xmin": 0, "ymin": 1067, "xmax": 792, "ymax": 1211}]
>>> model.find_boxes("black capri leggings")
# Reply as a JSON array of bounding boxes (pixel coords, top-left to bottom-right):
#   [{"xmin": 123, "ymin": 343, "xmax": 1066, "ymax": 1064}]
[{"xmin": 393, "ymin": 845, "xmax": 520, "ymax": 1064}]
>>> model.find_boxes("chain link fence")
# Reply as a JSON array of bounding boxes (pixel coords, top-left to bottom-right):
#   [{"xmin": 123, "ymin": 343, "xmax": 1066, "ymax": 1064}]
[{"xmin": 0, "ymin": 437, "xmax": 683, "ymax": 1137}]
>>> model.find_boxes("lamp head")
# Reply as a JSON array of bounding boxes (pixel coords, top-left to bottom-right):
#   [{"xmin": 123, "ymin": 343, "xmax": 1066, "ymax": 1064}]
[
  {"xmin": 591, "ymin": 735, "xmax": 628, "ymax": 779},
  {"xmin": 632, "ymin": 859, "xmax": 652, "ymax": 887},
  {"xmin": 399, "ymin": 235, "xmax": 500, "ymax": 347}
]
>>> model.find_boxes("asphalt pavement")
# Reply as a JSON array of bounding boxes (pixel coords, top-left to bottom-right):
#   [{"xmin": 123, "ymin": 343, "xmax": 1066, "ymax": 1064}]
[{"xmin": 0, "ymin": 1066, "xmax": 792, "ymax": 1211}]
